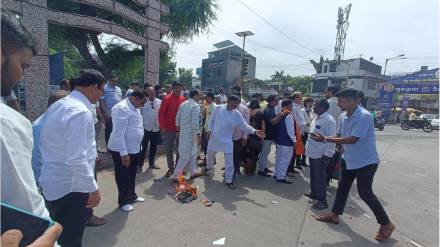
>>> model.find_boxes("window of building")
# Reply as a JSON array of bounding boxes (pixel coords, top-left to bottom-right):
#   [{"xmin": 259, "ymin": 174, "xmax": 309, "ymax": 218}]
[{"xmin": 312, "ymin": 79, "xmax": 328, "ymax": 93}]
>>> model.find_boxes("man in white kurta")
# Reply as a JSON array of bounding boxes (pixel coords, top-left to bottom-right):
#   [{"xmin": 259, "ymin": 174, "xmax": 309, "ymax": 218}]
[
  {"xmin": 172, "ymin": 90, "xmax": 202, "ymax": 179},
  {"xmin": 204, "ymin": 96, "xmax": 265, "ymax": 189}
]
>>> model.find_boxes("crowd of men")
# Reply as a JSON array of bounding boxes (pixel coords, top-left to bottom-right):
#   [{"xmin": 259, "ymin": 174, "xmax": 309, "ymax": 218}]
[{"xmin": 1, "ymin": 10, "xmax": 396, "ymax": 247}]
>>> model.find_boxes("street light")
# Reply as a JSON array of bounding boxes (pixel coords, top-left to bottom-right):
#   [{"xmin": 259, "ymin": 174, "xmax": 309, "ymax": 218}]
[
  {"xmin": 383, "ymin": 54, "xmax": 406, "ymax": 76},
  {"xmin": 236, "ymin": 31, "xmax": 254, "ymax": 94}
]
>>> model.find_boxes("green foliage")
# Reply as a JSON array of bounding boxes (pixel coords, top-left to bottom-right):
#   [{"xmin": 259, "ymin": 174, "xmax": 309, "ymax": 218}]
[
  {"xmin": 160, "ymin": 51, "xmax": 177, "ymax": 84},
  {"xmin": 164, "ymin": 0, "xmax": 218, "ymax": 42},
  {"xmin": 270, "ymin": 70, "xmax": 312, "ymax": 96},
  {"xmin": 178, "ymin": 67, "xmax": 194, "ymax": 89}
]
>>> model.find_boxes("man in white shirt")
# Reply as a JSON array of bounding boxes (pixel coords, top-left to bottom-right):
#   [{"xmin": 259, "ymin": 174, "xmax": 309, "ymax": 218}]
[
  {"xmin": 203, "ymin": 95, "xmax": 265, "ymax": 190},
  {"xmin": 325, "ymin": 86, "xmax": 342, "ymax": 127},
  {"xmin": 202, "ymin": 93, "xmax": 217, "ymax": 166},
  {"xmin": 171, "ymin": 89, "xmax": 203, "ymax": 179},
  {"xmin": 304, "ymin": 100, "xmax": 336, "ymax": 210},
  {"xmin": 273, "ymin": 99, "xmax": 297, "ymax": 184},
  {"xmin": 40, "ymin": 69, "xmax": 105, "ymax": 246},
  {"xmin": 99, "ymin": 75, "xmax": 122, "ymax": 145},
  {"xmin": 218, "ymin": 88, "xmax": 227, "ymax": 103},
  {"xmin": 108, "ymin": 91, "xmax": 147, "ymax": 212},
  {"xmin": 0, "ymin": 10, "xmax": 62, "ymax": 246},
  {"xmin": 139, "ymin": 86, "xmax": 162, "ymax": 172}
]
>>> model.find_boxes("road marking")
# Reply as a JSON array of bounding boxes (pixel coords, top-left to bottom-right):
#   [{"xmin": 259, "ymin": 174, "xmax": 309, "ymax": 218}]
[{"xmin": 409, "ymin": 240, "xmax": 425, "ymax": 247}]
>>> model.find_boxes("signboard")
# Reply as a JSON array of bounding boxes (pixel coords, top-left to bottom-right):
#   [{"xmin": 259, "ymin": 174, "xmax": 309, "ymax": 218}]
[{"xmin": 378, "ymin": 68, "xmax": 439, "ymax": 118}]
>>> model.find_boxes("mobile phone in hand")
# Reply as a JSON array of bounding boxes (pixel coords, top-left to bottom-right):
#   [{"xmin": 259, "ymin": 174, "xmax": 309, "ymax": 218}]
[{"xmin": 1, "ymin": 203, "xmax": 54, "ymax": 247}]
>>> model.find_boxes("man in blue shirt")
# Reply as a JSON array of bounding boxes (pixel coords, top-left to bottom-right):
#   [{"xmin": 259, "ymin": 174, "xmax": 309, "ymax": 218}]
[
  {"xmin": 310, "ymin": 88, "xmax": 395, "ymax": 242},
  {"xmin": 99, "ymin": 75, "xmax": 122, "ymax": 145}
]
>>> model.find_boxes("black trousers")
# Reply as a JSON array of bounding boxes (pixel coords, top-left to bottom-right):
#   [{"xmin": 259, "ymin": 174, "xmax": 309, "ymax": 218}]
[
  {"xmin": 295, "ymin": 133, "xmax": 308, "ymax": 166},
  {"xmin": 104, "ymin": 118, "xmax": 113, "ymax": 145},
  {"xmin": 233, "ymin": 139, "xmax": 242, "ymax": 173},
  {"xmin": 110, "ymin": 151, "xmax": 139, "ymax": 206},
  {"xmin": 46, "ymin": 192, "xmax": 89, "ymax": 247},
  {"xmin": 138, "ymin": 130, "xmax": 160, "ymax": 168},
  {"xmin": 331, "ymin": 161, "xmax": 391, "ymax": 225}
]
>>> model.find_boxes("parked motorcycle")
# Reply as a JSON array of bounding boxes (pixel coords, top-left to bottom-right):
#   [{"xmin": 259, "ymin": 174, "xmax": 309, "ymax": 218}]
[{"xmin": 400, "ymin": 119, "xmax": 433, "ymax": 132}]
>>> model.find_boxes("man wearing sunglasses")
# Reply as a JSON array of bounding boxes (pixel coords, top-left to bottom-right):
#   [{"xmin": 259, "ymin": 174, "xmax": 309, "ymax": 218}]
[{"xmin": 139, "ymin": 86, "xmax": 162, "ymax": 172}]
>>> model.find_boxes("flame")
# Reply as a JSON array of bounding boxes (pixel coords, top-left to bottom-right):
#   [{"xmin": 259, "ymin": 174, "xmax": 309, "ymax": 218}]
[{"xmin": 175, "ymin": 173, "xmax": 197, "ymax": 197}]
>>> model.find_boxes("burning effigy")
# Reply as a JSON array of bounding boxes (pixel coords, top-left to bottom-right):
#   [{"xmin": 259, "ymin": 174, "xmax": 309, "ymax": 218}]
[{"xmin": 174, "ymin": 174, "xmax": 198, "ymax": 203}]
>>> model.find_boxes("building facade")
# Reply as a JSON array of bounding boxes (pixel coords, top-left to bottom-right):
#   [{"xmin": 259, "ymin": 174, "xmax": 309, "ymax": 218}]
[
  {"xmin": 311, "ymin": 58, "xmax": 384, "ymax": 108},
  {"xmin": 201, "ymin": 44, "xmax": 256, "ymax": 93}
]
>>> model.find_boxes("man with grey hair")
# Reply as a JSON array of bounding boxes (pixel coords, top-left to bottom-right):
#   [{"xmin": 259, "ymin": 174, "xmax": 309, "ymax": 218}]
[{"xmin": 139, "ymin": 86, "xmax": 162, "ymax": 172}]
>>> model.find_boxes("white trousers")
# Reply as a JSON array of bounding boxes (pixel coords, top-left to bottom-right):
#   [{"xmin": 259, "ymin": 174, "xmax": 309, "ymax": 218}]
[
  {"xmin": 258, "ymin": 140, "xmax": 273, "ymax": 172},
  {"xmin": 171, "ymin": 154, "xmax": 197, "ymax": 178},
  {"xmin": 206, "ymin": 150, "xmax": 234, "ymax": 183},
  {"xmin": 274, "ymin": 144, "xmax": 294, "ymax": 180}
]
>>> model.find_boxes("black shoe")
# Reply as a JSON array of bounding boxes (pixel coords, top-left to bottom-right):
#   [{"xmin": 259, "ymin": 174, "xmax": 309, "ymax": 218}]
[
  {"xmin": 225, "ymin": 183, "xmax": 237, "ymax": 190},
  {"xmin": 312, "ymin": 202, "xmax": 328, "ymax": 210},
  {"xmin": 276, "ymin": 178, "xmax": 293, "ymax": 184},
  {"xmin": 258, "ymin": 171, "xmax": 271, "ymax": 177},
  {"xmin": 303, "ymin": 193, "xmax": 316, "ymax": 199},
  {"xmin": 165, "ymin": 169, "xmax": 174, "ymax": 177},
  {"xmin": 264, "ymin": 168, "xmax": 273, "ymax": 173},
  {"xmin": 296, "ymin": 165, "xmax": 303, "ymax": 170}
]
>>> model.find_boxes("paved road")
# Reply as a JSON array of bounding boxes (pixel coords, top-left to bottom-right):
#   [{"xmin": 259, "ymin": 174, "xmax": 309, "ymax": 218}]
[{"xmin": 84, "ymin": 125, "xmax": 438, "ymax": 247}]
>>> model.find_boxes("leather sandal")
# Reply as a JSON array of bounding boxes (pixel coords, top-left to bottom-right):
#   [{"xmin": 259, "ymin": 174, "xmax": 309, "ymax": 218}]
[
  {"xmin": 375, "ymin": 223, "xmax": 395, "ymax": 242},
  {"xmin": 313, "ymin": 213, "xmax": 339, "ymax": 224}
]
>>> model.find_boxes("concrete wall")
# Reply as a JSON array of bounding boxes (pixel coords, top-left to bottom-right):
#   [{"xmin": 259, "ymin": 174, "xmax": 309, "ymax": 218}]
[{"xmin": 2, "ymin": 0, "xmax": 169, "ymax": 120}]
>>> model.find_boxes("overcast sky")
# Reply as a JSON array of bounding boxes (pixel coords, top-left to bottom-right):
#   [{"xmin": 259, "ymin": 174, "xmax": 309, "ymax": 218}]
[{"xmin": 172, "ymin": 0, "xmax": 439, "ymax": 79}]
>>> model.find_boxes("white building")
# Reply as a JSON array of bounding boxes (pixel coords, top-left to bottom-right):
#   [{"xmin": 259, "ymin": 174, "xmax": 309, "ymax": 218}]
[{"xmin": 311, "ymin": 58, "xmax": 385, "ymax": 107}]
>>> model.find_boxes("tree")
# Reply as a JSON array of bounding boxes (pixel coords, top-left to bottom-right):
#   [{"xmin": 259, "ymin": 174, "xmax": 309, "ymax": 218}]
[
  {"xmin": 178, "ymin": 68, "xmax": 194, "ymax": 89},
  {"xmin": 47, "ymin": 0, "xmax": 218, "ymax": 80},
  {"xmin": 160, "ymin": 51, "xmax": 177, "ymax": 85}
]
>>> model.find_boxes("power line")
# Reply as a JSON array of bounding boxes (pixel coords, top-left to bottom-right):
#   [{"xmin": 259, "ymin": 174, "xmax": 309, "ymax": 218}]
[
  {"xmin": 236, "ymin": 0, "xmax": 322, "ymax": 57},
  {"xmin": 256, "ymin": 62, "xmax": 311, "ymax": 68},
  {"xmin": 215, "ymin": 26, "xmax": 310, "ymax": 59}
]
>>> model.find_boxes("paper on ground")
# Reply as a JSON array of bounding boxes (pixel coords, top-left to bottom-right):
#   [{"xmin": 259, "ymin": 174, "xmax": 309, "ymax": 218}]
[{"xmin": 213, "ymin": 237, "xmax": 225, "ymax": 245}]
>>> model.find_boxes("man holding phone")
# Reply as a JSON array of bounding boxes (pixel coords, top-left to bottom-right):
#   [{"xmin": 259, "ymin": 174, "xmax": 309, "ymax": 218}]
[
  {"xmin": 310, "ymin": 88, "xmax": 395, "ymax": 242},
  {"xmin": 304, "ymin": 100, "xmax": 336, "ymax": 210},
  {"xmin": 0, "ymin": 10, "xmax": 62, "ymax": 246}
]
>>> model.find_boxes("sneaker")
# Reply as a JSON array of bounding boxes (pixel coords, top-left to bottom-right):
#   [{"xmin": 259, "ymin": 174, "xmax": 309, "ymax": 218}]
[
  {"xmin": 312, "ymin": 202, "xmax": 328, "ymax": 210},
  {"xmin": 120, "ymin": 204, "xmax": 134, "ymax": 212},
  {"xmin": 276, "ymin": 178, "xmax": 293, "ymax": 184},
  {"xmin": 225, "ymin": 183, "xmax": 237, "ymax": 190},
  {"xmin": 133, "ymin": 197, "xmax": 145, "ymax": 203}
]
